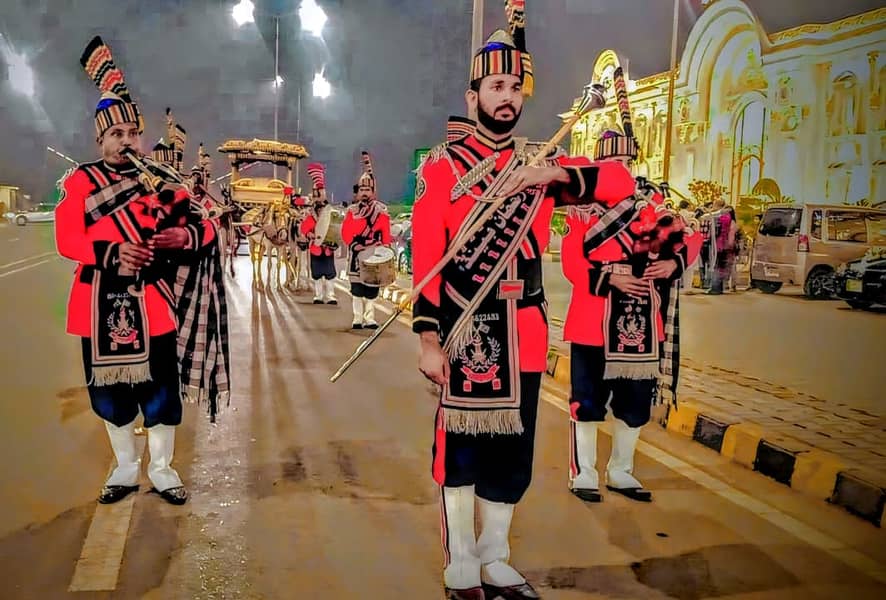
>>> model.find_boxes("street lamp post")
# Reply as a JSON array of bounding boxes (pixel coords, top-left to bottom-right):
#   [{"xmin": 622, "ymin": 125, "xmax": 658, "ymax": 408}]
[
  {"xmin": 232, "ymin": 0, "xmax": 330, "ymax": 183},
  {"xmin": 274, "ymin": 16, "xmax": 280, "ymax": 178},
  {"xmin": 662, "ymin": 0, "xmax": 680, "ymax": 182},
  {"xmin": 296, "ymin": 85, "xmax": 301, "ymax": 189}
]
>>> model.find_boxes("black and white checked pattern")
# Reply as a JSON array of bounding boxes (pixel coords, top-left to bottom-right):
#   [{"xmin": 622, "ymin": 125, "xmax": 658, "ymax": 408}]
[
  {"xmin": 173, "ymin": 240, "xmax": 230, "ymax": 421},
  {"xmin": 658, "ymin": 281, "xmax": 680, "ymax": 406}
]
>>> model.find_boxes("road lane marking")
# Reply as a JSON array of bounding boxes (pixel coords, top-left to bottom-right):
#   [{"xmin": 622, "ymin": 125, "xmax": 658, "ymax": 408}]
[
  {"xmin": 68, "ymin": 435, "xmax": 147, "ymax": 592},
  {"xmin": 538, "ymin": 385, "xmax": 886, "ymax": 584},
  {"xmin": 0, "ymin": 258, "xmax": 55, "ymax": 278},
  {"xmin": 0, "ymin": 251, "xmax": 56, "ymax": 270}
]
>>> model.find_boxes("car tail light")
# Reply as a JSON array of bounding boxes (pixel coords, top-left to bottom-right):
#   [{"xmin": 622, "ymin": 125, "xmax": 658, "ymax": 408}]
[{"xmin": 798, "ymin": 234, "xmax": 809, "ymax": 252}]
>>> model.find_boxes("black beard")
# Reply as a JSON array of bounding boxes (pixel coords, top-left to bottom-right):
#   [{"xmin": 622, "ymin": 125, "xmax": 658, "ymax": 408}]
[{"xmin": 477, "ymin": 103, "xmax": 520, "ymax": 135}]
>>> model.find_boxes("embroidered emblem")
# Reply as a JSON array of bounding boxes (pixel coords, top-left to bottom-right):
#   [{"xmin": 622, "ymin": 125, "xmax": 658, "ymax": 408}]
[
  {"xmin": 415, "ymin": 171, "xmax": 427, "ymax": 202},
  {"xmin": 107, "ymin": 296, "xmax": 140, "ymax": 350},
  {"xmin": 457, "ymin": 318, "xmax": 502, "ymax": 392},
  {"xmin": 616, "ymin": 304, "xmax": 647, "ymax": 352}
]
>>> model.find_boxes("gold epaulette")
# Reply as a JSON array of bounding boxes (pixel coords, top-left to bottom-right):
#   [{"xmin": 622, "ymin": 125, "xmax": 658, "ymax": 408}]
[{"xmin": 427, "ymin": 142, "xmax": 450, "ymax": 164}]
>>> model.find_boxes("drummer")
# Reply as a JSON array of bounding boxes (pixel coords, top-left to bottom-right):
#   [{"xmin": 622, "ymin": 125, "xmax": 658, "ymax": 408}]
[
  {"xmin": 341, "ymin": 151, "xmax": 392, "ymax": 329},
  {"xmin": 300, "ymin": 163, "xmax": 338, "ymax": 304}
]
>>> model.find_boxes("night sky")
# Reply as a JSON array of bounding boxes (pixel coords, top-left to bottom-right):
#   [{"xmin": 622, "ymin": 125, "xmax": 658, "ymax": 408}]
[{"xmin": 0, "ymin": 0, "xmax": 881, "ymax": 205}]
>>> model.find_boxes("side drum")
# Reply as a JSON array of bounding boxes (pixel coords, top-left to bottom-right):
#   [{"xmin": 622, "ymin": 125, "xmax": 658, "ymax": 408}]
[{"xmin": 358, "ymin": 246, "xmax": 396, "ymax": 287}]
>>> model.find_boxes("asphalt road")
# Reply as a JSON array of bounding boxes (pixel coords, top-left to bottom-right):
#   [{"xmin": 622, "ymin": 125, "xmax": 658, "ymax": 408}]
[{"xmin": 0, "ymin": 224, "xmax": 883, "ymax": 598}]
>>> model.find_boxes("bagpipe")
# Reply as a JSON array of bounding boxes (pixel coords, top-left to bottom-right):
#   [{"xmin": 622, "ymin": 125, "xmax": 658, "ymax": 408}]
[
  {"xmin": 120, "ymin": 147, "xmax": 223, "ymax": 224},
  {"xmin": 118, "ymin": 147, "xmax": 217, "ymax": 291}
]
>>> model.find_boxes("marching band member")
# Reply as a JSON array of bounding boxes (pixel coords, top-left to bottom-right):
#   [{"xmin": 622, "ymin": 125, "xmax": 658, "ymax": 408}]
[
  {"xmin": 300, "ymin": 163, "xmax": 338, "ymax": 304},
  {"xmin": 411, "ymin": 10, "xmax": 637, "ymax": 597},
  {"xmin": 341, "ymin": 151, "xmax": 391, "ymax": 329},
  {"xmin": 562, "ymin": 67, "xmax": 702, "ymax": 505},
  {"xmin": 55, "ymin": 36, "xmax": 226, "ymax": 506}
]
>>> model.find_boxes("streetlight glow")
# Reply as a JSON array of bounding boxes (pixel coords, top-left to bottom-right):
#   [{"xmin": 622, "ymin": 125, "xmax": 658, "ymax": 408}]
[
  {"xmin": 9, "ymin": 54, "xmax": 35, "ymax": 97},
  {"xmin": 1, "ymin": 37, "xmax": 35, "ymax": 97},
  {"xmin": 299, "ymin": 0, "xmax": 327, "ymax": 37},
  {"xmin": 312, "ymin": 72, "xmax": 331, "ymax": 98},
  {"xmin": 231, "ymin": 0, "xmax": 255, "ymax": 26}
]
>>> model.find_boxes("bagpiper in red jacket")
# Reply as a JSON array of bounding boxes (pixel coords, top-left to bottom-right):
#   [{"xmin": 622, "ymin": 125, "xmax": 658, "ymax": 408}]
[
  {"xmin": 55, "ymin": 160, "xmax": 217, "ymax": 338},
  {"xmin": 561, "ymin": 189, "xmax": 703, "ymax": 347}
]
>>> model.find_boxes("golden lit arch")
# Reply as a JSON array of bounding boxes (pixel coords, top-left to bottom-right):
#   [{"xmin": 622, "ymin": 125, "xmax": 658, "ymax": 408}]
[{"xmin": 591, "ymin": 49, "xmax": 623, "ymax": 85}]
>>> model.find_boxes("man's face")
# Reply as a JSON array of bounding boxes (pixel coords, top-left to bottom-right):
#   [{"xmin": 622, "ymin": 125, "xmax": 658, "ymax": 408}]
[
  {"xmin": 99, "ymin": 123, "xmax": 141, "ymax": 166},
  {"xmin": 312, "ymin": 188, "xmax": 327, "ymax": 204},
  {"xmin": 356, "ymin": 185, "xmax": 375, "ymax": 203},
  {"xmin": 468, "ymin": 74, "xmax": 524, "ymax": 136}
]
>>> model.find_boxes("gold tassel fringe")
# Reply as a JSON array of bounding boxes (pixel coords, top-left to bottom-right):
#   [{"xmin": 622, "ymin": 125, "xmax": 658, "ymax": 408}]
[
  {"xmin": 91, "ymin": 363, "xmax": 152, "ymax": 387},
  {"xmin": 443, "ymin": 407, "xmax": 524, "ymax": 435}
]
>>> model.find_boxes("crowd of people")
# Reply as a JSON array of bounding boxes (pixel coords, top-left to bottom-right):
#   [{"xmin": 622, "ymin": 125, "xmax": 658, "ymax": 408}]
[{"xmin": 678, "ymin": 199, "xmax": 750, "ymax": 295}]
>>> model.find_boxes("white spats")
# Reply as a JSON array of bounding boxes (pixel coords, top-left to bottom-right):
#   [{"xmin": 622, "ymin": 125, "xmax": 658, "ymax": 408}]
[
  {"xmin": 323, "ymin": 279, "xmax": 337, "ymax": 302},
  {"xmin": 442, "ymin": 486, "xmax": 481, "ymax": 589},
  {"xmin": 477, "ymin": 498, "xmax": 525, "ymax": 586},
  {"xmin": 313, "ymin": 279, "xmax": 324, "ymax": 302},
  {"xmin": 606, "ymin": 418, "xmax": 644, "ymax": 490},
  {"xmin": 362, "ymin": 298, "xmax": 377, "ymax": 326},
  {"xmin": 147, "ymin": 424, "xmax": 183, "ymax": 492},
  {"xmin": 104, "ymin": 420, "xmax": 140, "ymax": 487},
  {"xmin": 351, "ymin": 296, "xmax": 364, "ymax": 326},
  {"xmin": 570, "ymin": 420, "xmax": 599, "ymax": 491}
]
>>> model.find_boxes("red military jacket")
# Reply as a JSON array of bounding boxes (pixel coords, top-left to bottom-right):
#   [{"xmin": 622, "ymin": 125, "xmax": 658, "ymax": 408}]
[
  {"xmin": 55, "ymin": 160, "xmax": 217, "ymax": 337},
  {"xmin": 561, "ymin": 190, "xmax": 703, "ymax": 346},
  {"xmin": 300, "ymin": 205, "xmax": 334, "ymax": 257},
  {"xmin": 341, "ymin": 201, "xmax": 392, "ymax": 278},
  {"xmin": 341, "ymin": 203, "xmax": 392, "ymax": 248},
  {"xmin": 411, "ymin": 132, "xmax": 636, "ymax": 373}
]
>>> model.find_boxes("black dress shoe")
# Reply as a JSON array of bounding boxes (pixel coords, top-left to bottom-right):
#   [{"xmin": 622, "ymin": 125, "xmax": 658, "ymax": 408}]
[
  {"xmin": 313, "ymin": 299, "xmax": 323, "ymax": 304},
  {"xmin": 482, "ymin": 582, "xmax": 540, "ymax": 599},
  {"xmin": 152, "ymin": 486, "xmax": 189, "ymax": 505},
  {"xmin": 444, "ymin": 586, "xmax": 486, "ymax": 600},
  {"xmin": 98, "ymin": 485, "xmax": 138, "ymax": 504},
  {"xmin": 352, "ymin": 323, "xmax": 363, "ymax": 330},
  {"xmin": 326, "ymin": 299, "xmax": 338, "ymax": 305},
  {"xmin": 606, "ymin": 485, "xmax": 652, "ymax": 502},
  {"xmin": 571, "ymin": 487, "xmax": 602, "ymax": 503},
  {"xmin": 364, "ymin": 322, "xmax": 379, "ymax": 330}
]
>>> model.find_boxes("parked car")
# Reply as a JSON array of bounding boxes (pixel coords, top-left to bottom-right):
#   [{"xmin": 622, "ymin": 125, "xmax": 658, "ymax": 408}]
[
  {"xmin": 5, "ymin": 203, "xmax": 56, "ymax": 226},
  {"xmin": 392, "ymin": 221, "xmax": 412, "ymax": 275},
  {"xmin": 750, "ymin": 203, "xmax": 886, "ymax": 298},
  {"xmin": 833, "ymin": 248, "xmax": 886, "ymax": 310}
]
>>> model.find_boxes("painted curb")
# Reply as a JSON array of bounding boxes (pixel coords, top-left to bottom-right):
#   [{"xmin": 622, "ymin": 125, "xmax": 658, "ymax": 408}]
[{"xmin": 544, "ymin": 348, "xmax": 885, "ymax": 527}]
